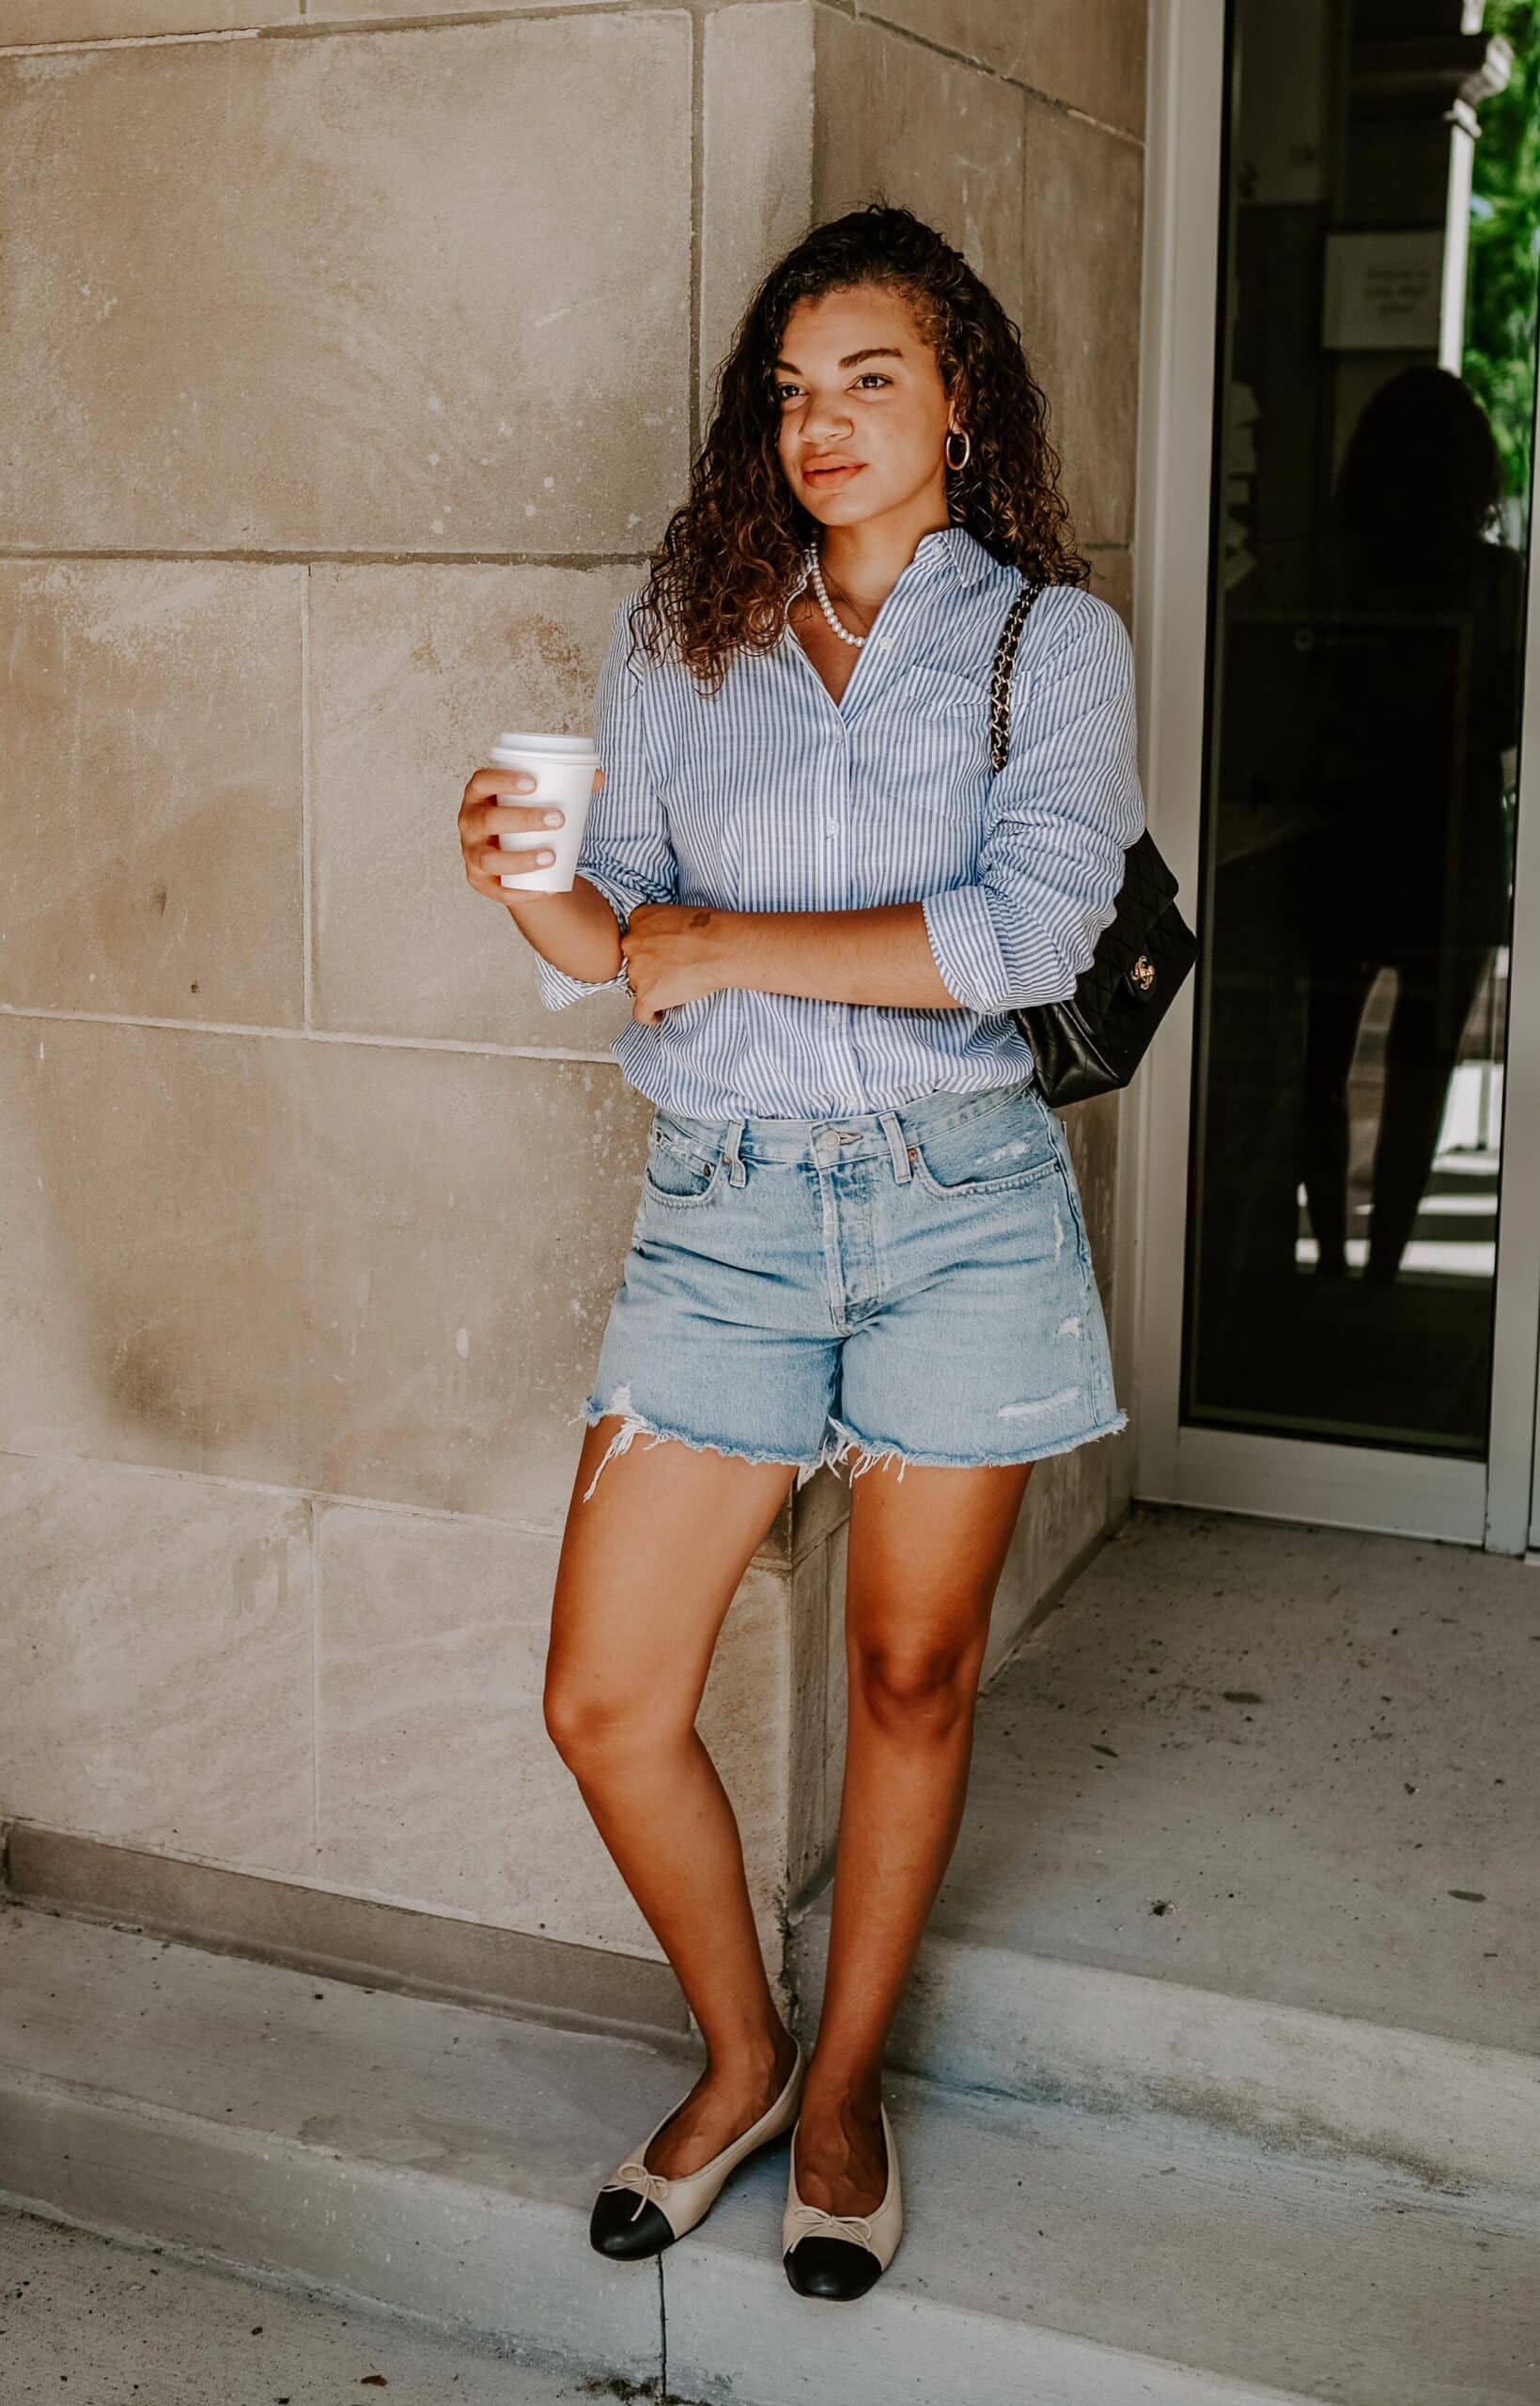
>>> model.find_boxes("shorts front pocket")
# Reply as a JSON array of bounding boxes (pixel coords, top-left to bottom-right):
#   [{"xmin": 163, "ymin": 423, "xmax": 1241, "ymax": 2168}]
[
  {"xmin": 643, "ymin": 1122, "xmax": 725, "ymax": 1208},
  {"xmin": 907, "ymin": 1099, "xmax": 1059, "ymax": 1198}
]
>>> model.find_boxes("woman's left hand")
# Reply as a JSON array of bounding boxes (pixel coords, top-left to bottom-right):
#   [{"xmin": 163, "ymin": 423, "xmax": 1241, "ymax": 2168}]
[{"xmin": 619, "ymin": 902, "xmax": 731, "ymax": 1023}]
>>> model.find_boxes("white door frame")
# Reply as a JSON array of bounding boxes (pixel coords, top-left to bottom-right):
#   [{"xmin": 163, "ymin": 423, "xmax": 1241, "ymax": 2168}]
[{"xmin": 1118, "ymin": 0, "xmax": 1540, "ymax": 1557}]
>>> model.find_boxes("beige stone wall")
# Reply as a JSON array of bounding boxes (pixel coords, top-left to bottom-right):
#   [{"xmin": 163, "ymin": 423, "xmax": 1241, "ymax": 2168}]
[{"xmin": 0, "ymin": 0, "xmax": 1145, "ymax": 2022}]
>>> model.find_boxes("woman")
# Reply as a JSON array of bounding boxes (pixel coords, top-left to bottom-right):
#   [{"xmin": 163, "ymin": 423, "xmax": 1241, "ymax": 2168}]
[{"xmin": 455, "ymin": 204, "xmax": 1143, "ymax": 2304}]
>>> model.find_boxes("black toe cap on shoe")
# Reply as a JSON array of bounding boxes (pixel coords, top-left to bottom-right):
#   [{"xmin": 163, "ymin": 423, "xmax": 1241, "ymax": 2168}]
[
  {"xmin": 589, "ymin": 2188, "xmax": 675, "ymax": 2258},
  {"xmin": 783, "ymin": 2234, "xmax": 882, "ymax": 2299}
]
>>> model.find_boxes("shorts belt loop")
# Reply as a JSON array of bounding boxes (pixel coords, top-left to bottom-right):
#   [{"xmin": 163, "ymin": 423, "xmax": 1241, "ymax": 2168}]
[
  {"xmin": 879, "ymin": 1109, "xmax": 913, "ymax": 1183},
  {"xmin": 721, "ymin": 1117, "xmax": 748, "ymax": 1187}
]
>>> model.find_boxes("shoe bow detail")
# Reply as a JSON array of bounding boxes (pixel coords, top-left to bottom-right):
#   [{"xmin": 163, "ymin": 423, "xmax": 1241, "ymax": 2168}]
[
  {"xmin": 784, "ymin": 2201, "xmax": 876, "ymax": 2249},
  {"xmin": 781, "ymin": 2101, "xmax": 902, "ymax": 2297},
  {"xmin": 603, "ymin": 2159, "xmax": 672, "ymax": 2219},
  {"xmin": 590, "ymin": 2038, "xmax": 807, "ymax": 2261}
]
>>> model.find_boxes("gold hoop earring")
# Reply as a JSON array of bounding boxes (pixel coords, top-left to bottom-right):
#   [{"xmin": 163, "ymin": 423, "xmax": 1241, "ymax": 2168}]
[{"xmin": 944, "ymin": 427, "xmax": 971, "ymax": 472}]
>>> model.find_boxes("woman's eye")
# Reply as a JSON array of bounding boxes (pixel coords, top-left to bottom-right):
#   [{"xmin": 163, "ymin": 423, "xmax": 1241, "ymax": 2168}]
[{"xmin": 774, "ymin": 373, "xmax": 891, "ymax": 401}]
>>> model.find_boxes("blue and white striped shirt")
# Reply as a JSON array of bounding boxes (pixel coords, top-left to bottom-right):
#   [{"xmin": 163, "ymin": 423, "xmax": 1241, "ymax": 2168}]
[{"xmin": 535, "ymin": 521, "xmax": 1144, "ymax": 1118}]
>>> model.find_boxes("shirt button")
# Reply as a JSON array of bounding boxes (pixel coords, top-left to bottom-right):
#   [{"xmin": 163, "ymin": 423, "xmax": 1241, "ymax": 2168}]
[
  {"xmin": 826, "ymin": 818, "xmax": 838, "ymax": 835},
  {"xmin": 878, "ymin": 636, "xmax": 894, "ymax": 650}
]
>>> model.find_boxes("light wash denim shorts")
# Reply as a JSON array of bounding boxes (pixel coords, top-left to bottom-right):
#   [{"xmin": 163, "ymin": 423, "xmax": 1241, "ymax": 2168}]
[{"xmin": 575, "ymin": 1073, "xmax": 1128, "ymax": 1499}]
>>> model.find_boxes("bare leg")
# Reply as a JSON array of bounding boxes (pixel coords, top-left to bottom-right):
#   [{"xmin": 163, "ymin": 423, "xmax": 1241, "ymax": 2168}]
[
  {"xmin": 1301, "ymin": 942, "xmax": 1378, "ymax": 1276},
  {"xmin": 543, "ymin": 1416, "xmax": 802, "ymax": 2177},
  {"xmin": 1365, "ymin": 942, "xmax": 1490, "ymax": 1282},
  {"xmin": 792, "ymin": 1455, "xmax": 1036, "ymax": 2215}
]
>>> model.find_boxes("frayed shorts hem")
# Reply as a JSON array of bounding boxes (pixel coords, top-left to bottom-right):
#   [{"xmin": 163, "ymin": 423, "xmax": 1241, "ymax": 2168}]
[
  {"xmin": 570, "ymin": 1401, "xmax": 824, "ymax": 1505},
  {"xmin": 570, "ymin": 1398, "xmax": 1129, "ymax": 1502},
  {"xmin": 820, "ymin": 1407, "xmax": 1131, "ymax": 1481}
]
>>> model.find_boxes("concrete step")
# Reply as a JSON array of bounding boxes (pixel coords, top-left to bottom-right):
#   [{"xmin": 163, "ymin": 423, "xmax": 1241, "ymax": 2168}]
[
  {"xmin": 3, "ymin": 1905, "xmax": 1537, "ymax": 2406},
  {"xmin": 787, "ymin": 1907, "xmax": 1540, "ymax": 2199},
  {"xmin": 1, "ymin": 2197, "xmax": 619, "ymax": 2405},
  {"xmin": 791, "ymin": 1508, "xmax": 1540, "ymax": 2197}
]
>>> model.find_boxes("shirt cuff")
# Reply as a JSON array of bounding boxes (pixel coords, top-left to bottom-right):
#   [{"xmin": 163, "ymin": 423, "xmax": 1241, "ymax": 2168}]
[
  {"xmin": 920, "ymin": 884, "xmax": 1014, "ymax": 1013},
  {"xmin": 532, "ymin": 877, "xmax": 633, "ymax": 1009}
]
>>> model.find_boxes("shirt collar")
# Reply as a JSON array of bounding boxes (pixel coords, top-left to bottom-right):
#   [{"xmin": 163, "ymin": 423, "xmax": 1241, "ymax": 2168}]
[
  {"xmin": 913, "ymin": 521, "xmax": 1000, "ymax": 590},
  {"xmin": 788, "ymin": 520, "xmax": 1001, "ymax": 603}
]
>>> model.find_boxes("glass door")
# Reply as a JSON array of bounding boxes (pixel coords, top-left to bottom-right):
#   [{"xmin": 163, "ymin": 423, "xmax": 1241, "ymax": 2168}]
[{"xmin": 1170, "ymin": 0, "xmax": 1540, "ymax": 1538}]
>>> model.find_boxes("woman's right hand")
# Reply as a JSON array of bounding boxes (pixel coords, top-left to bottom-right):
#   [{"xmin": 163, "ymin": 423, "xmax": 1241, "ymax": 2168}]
[{"xmin": 457, "ymin": 764, "xmax": 604, "ymax": 903}]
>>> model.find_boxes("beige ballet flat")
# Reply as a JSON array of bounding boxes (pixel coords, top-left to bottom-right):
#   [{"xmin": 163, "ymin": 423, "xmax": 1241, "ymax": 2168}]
[
  {"xmin": 782, "ymin": 2100, "xmax": 903, "ymax": 2300},
  {"xmin": 590, "ymin": 2038, "xmax": 806, "ymax": 2259}
]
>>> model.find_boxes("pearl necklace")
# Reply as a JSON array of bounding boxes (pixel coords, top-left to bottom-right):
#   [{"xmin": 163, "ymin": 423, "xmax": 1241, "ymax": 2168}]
[{"xmin": 802, "ymin": 542, "xmax": 869, "ymax": 647}]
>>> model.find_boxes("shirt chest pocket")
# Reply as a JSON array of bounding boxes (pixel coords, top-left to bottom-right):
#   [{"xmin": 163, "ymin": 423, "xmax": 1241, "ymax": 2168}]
[
  {"xmin": 902, "ymin": 664, "xmax": 986, "ymax": 715},
  {"xmin": 867, "ymin": 666, "xmax": 993, "ymax": 838},
  {"xmin": 885, "ymin": 664, "xmax": 990, "ymax": 757}
]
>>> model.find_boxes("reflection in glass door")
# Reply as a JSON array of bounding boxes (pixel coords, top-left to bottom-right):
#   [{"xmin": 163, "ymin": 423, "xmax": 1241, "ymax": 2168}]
[{"xmin": 1184, "ymin": 0, "xmax": 1537, "ymax": 1459}]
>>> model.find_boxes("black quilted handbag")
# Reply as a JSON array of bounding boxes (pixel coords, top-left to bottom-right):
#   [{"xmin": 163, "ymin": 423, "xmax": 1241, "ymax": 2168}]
[{"xmin": 991, "ymin": 576, "xmax": 1197, "ymax": 1107}]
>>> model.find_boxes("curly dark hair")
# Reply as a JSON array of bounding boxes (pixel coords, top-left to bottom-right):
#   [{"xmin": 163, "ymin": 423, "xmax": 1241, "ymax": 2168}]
[{"xmin": 623, "ymin": 200, "xmax": 1089, "ymax": 695}]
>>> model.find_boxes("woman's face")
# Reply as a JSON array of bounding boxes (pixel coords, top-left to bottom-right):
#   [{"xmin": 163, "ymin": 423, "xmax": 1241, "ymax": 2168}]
[{"xmin": 773, "ymin": 285, "xmax": 954, "ymax": 535}]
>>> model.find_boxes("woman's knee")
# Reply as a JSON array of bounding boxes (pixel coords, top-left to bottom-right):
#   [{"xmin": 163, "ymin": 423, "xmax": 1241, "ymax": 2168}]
[
  {"xmin": 849, "ymin": 1634, "xmax": 982, "ymax": 1735},
  {"xmin": 542, "ymin": 1667, "xmax": 685, "ymax": 1769}
]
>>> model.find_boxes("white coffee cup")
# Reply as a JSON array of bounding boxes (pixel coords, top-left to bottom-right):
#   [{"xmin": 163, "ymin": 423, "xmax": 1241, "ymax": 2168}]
[{"xmin": 490, "ymin": 732, "xmax": 600, "ymax": 893}]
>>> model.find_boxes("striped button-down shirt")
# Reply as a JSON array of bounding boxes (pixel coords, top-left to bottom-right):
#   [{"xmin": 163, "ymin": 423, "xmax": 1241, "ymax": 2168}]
[{"xmin": 534, "ymin": 521, "xmax": 1144, "ymax": 1118}]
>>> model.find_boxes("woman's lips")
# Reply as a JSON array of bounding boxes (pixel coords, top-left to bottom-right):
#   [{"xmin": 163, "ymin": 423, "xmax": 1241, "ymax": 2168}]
[{"xmin": 804, "ymin": 461, "xmax": 863, "ymax": 485}]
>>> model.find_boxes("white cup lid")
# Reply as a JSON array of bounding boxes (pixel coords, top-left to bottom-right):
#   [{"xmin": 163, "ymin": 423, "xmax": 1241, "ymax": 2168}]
[{"xmin": 492, "ymin": 731, "xmax": 597, "ymax": 757}]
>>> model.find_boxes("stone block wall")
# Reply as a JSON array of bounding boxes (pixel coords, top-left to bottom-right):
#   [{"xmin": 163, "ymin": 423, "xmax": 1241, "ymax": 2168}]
[{"xmin": 0, "ymin": 0, "xmax": 1145, "ymax": 2027}]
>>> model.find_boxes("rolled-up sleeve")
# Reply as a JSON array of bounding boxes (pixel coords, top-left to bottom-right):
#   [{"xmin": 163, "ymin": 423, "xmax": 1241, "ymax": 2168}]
[
  {"xmin": 534, "ymin": 594, "xmax": 679, "ymax": 1009},
  {"xmin": 920, "ymin": 588, "xmax": 1145, "ymax": 1013}
]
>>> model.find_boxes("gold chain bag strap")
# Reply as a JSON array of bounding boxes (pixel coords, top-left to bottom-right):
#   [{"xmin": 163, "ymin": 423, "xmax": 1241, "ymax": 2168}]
[{"xmin": 988, "ymin": 577, "xmax": 1197, "ymax": 1107}]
